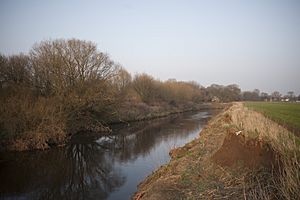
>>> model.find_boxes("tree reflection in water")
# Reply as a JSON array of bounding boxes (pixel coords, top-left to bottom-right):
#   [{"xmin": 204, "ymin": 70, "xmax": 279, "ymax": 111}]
[
  {"xmin": 0, "ymin": 110, "xmax": 215, "ymax": 200},
  {"xmin": 109, "ymin": 111, "xmax": 211, "ymax": 162},
  {"xmin": 0, "ymin": 139, "xmax": 126, "ymax": 200}
]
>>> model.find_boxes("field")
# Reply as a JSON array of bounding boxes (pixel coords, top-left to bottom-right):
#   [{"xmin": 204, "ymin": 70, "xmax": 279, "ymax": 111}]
[{"xmin": 245, "ymin": 102, "xmax": 300, "ymax": 136}]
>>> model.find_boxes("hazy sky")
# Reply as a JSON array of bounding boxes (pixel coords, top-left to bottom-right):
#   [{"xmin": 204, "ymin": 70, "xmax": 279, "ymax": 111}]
[{"xmin": 1, "ymin": 0, "xmax": 300, "ymax": 95}]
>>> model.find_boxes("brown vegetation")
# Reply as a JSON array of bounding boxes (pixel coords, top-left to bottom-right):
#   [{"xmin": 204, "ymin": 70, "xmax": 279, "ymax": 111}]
[
  {"xmin": 134, "ymin": 103, "xmax": 300, "ymax": 200},
  {"xmin": 0, "ymin": 39, "xmax": 121, "ymax": 150},
  {"xmin": 1, "ymin": 39, "xmax": 239, "ymax": 151},
  {"xmin": 3, "ymin": 38, "xmax": 277, "ymax": 151},
  {"xmin": 206, "ymin": 84, "xmax": 241, "ymax": 102},
  {"xmin": 1, "ymin": 38, "xmax": 299, "ymax": 151}
]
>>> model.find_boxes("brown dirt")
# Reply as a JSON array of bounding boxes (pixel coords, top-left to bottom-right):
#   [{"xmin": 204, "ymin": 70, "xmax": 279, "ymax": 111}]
[
  {"xmin": 133, "ymin": 104, "xmax": 286, "ymax": 200},
  {"xmin": 212, "ymin": 132, "xmax": 277, "ymax": 170}
]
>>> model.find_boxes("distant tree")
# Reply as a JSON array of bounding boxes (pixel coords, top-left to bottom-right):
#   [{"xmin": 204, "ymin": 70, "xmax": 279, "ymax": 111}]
[
  {"xmin": 287, "ymin": 91, "xmax": 295, "ymax": 101},
  {"xmin": 112, "ymin": 67, "xmax": 132, "ymax": 93},
  {"xmin": 242, "ymin": 89, "xmax": 260, "ymax": 101},
  {"xmin": 0, "ymin": 54, "xmax": 32, "ymax": 87},
  {"xmin": 253, "ymin": 89, "xmax": 260, "ymax": 96},
  {"xmin": 187, "ymin": 81, "xmax": 206, "ymax": 102},
  {"xmin": 260, "ymin": 92, "xmax": 269, "ymax": 101},
  {"xmin": 242, "ymin": 91, "xmax": 255, "ymax": 101},
  {"xmin": 206, "ymin": 84, "xmax": 241, "ymax": 102},
  {"xmin": 132, "ymin": 73, "xmax": 157, "ymax": 103},
  {"xmin": 271, "ymin": 91, "xmax": 281, "ymax": 101},
  {"xmin": 226, "ymin": 84, "xmax": 241, "ymax": 101},
  {"xmin": 287, "ymin": 91, "xmax": 294, "ymax": 96},
  {"xmin": 167, "ymin": 78, "xmax": 177, "ymax": 82},
  {"xmin": 0, "ymin": 54, "xmax": 7, "ymax": 88}
]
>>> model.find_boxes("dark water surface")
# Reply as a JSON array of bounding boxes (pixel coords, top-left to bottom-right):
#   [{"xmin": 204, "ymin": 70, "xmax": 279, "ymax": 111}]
[{"xmin": 0, "ymin": 110, "xmax": 216, "ymax": 200}]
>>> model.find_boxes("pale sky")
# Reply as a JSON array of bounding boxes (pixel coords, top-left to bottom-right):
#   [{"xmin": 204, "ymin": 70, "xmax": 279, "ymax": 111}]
[{"xmin": 1, "ymin": 0, "xmax": 300, "ymax": 95}]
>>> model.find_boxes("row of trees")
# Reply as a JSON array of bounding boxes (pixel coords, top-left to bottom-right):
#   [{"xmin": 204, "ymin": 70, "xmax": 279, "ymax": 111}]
[
  {"xmin": 241, "ymin": 89, "xmax": 300, "ymax": 102},
  {"xmin": 0, "ymin": 39, "xmax": 126, "ymax": 149},
  {"xmin": 0, "ymin": 39, "xmax": 217, "ymax": 149},
  {"xmin": 0, "ymin": 38, "xmax": 298, "ymax": 150}
]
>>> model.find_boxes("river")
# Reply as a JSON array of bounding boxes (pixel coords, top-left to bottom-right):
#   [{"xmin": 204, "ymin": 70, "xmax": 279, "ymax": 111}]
[{"xmin": 0, "ymin": 110, "xmax": 216, "ymax": 200}]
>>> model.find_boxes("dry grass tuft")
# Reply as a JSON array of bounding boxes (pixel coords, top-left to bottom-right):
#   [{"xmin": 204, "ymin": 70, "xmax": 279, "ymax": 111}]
[{"xmin": 230, "ymin": 103, "xmax": 300, "ymax": 200}]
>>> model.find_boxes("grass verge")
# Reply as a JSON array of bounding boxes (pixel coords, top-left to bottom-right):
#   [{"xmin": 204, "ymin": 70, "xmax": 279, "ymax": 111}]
[{"xmin": 245, "ymin": 101, "xmax": 300, "ymax": 136}]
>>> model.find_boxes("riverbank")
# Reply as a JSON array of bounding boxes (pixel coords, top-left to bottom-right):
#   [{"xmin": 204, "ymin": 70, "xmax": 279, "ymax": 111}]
[
  {"xmin": 0, "ymin": 102, "xmax": 224, "ymax": 152},
  {"xmin": 0, "ymin": 109, "xmax": 216, "ymax": 199},
  {"xmin": 109, "ymin": 102, "xmax": 225, "ymax": 124},
  {"xmin": 134, "ymin": 103, "xmax": 300, "ymax": 200}
]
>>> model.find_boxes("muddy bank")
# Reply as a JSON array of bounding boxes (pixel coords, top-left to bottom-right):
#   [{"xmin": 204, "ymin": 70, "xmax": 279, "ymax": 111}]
[
  {"xmin": 212, "ymin": 132, "xmax": 276, "ymax": 169},
  {"xmin": 134, "ymin": 103, "xmax": 299, "ymax": 200}
]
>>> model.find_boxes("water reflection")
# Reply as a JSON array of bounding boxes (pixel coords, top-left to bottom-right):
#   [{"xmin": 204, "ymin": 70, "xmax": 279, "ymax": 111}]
[
  {"xmin": 0, "ymin": 141, "xmax": 125, "ymax": 199},
  {"xmin": 0, "ymin": 110, "xmax": 215, "ymax": 200}
]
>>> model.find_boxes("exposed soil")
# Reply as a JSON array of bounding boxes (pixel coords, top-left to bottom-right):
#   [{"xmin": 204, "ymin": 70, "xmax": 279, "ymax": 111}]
[
  {"xmin": 212, "ymin": 132, "xmax": 277, "ymax": 170},
  {"xmin": 133, "ymin": 103, "xmax": 286, "ymax": 200}
]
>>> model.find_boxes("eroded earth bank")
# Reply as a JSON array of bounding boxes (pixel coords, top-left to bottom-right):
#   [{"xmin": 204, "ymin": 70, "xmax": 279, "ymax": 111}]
[{"xmin": 134, "ymin": 103, "xmax": 300, "ymax": 200}]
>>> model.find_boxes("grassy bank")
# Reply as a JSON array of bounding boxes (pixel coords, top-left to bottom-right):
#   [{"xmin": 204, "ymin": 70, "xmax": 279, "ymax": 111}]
[
  {"xmin": 245, "ymin": 102, "xmax": 300, "ymax": 136},
  {"xmin": 134, "ymin": 103, "xmax": 300, "ymax": 200}
]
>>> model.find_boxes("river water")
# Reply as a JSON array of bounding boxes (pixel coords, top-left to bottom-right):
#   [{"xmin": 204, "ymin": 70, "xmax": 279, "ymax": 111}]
[{"xmin": 0, "ymin": 110, "xmax": 216, "ymax": 200}]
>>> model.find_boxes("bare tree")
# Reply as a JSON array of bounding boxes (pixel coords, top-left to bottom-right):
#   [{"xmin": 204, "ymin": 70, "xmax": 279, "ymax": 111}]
[
  {"xmin": 207, "ymin": 84, "xmax": 241, "ymax": 102},
  {"xmin": 112, "ymin": 67, "xmax": 132, "ymax": 93},
  {"xmin": 30, "ymin": 39, "xmax": 118, "ymax": 95},
  {"xmin": 0, "ymin": 54, "xmax": 7, "ymax": 88},
  {"xmin": 0, "ymin": 54, "xmax": 32, "ymax": 87},
  {"xmin": 253, "ymin": 89, "xmax": 260, "ymax": 96},
  {"xmin": 260, "ymin": 92, "xmax": 269, "ymax": 101},
  {"xmin": 271, "ymin": 91, "xmax": 281, "ymax": 101},
  {"xmin": 287, "ymin": 91, "xmax": 295, "ymax": 101},
  {"xmin": 132, "ymin": 73, "xmax": 157, "ymax": 103}
]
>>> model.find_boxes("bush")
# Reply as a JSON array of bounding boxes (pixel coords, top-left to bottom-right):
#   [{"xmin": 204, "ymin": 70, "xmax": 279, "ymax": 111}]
[{"xmin": 0, "ymin": 92, "xmax": 66, "ymax": 150}]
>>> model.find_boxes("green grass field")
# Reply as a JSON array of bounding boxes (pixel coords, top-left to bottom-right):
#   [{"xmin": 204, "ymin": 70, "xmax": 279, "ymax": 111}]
[{"xmin": 245, "ymin": 102, "xmax": 300, "ymax": 136}]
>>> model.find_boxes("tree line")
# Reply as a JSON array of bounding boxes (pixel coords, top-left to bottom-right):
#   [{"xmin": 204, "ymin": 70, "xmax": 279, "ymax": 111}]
[
  {"xmin": 0, "ymin": 39, "xmax": 298, "ymax": 150},
  {"xmin": 241, "ymin": 89, "xmax": 300, "ymax": 102}
]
